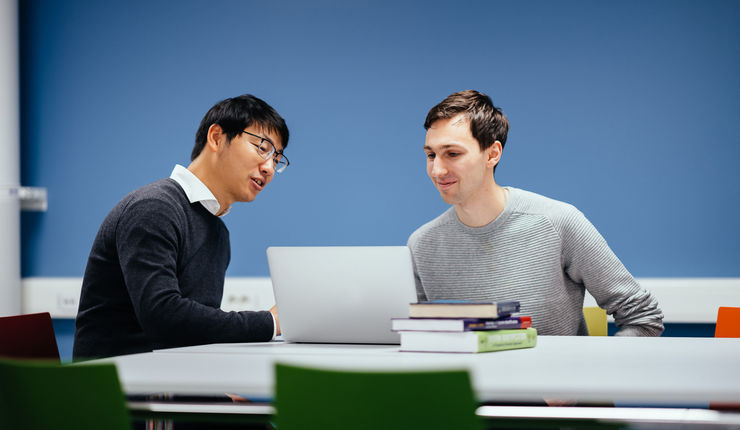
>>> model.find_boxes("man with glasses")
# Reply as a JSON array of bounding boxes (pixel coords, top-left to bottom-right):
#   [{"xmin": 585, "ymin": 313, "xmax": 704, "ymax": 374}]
[
  {"xmin": 408, "ymin": 90, "xmax": 664, "ymax": 336},
  {"xmin": 74, "ymin": 94, "xmax": 289, "ymax": 359}
]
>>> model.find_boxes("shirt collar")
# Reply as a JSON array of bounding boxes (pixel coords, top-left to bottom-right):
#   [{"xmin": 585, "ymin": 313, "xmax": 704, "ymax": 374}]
[{"xmin": 169, "ymin": 164, "xmax": 229, "ymax": 216}]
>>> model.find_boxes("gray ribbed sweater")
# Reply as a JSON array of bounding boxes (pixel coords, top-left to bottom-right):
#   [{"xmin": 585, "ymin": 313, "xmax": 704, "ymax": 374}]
[{"xmin": 407, "ymin": 187, "xmax": 664, "ymax": 336}]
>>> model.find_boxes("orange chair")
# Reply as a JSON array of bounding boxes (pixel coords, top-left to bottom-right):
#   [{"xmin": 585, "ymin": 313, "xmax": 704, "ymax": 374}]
[
  {"xmin": 715, "ymin": 307, "xmax": 740, "ymax": 338},
  {"xmin": 0, "ymin": 312, "xmax": 60, "ymax": 361}
]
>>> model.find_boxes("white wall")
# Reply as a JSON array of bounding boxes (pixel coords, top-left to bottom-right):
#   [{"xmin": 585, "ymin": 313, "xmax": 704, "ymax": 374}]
[
  {"xmin": 22, "ymin": 277, "xmax": 740, "ymax": 323},
  {"xmin": 0, "ymin": 0, "xmax": 21, "ymax": 317}
]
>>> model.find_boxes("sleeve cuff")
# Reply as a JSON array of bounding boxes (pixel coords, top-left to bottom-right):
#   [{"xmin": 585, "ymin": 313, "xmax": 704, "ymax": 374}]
[
  {"xmin": 615, "ymin": 324, "xmax": 663, "ymax": 337},
  {"xmin": 270, "ymin": 312, "xmax": 277, "ymax": 340}
]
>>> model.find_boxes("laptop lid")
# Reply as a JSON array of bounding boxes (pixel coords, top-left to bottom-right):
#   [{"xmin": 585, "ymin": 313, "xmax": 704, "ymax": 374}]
[{"xmin": 267, "ymin": 246, "xmax": 417, "ymax": 344}]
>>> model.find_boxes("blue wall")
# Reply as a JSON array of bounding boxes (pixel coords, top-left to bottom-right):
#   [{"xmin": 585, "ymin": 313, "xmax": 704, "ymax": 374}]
[{"xmin": 20, "ymin": 0, "xmax": 740, "ymax": 278}]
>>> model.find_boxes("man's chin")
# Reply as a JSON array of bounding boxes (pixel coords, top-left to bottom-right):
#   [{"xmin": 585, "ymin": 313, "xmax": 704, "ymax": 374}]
[
  {"xmin": 438, "ymin": 191, "xmax": 455, "ymax": 205},
  {"xmin": 239, "ymin": 192, "xmax": 257, "ymax": 203}
]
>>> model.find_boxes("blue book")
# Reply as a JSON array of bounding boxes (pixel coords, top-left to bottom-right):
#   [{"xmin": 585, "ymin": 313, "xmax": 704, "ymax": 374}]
[{"xmin": 408, "ymin": 300, "xmax": 520, "ymax": 319}]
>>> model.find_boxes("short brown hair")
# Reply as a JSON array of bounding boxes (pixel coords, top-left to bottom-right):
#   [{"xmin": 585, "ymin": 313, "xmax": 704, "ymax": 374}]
[{"xmin": 424, "ymin": 90, "xmax": 509, "ymax": 152}]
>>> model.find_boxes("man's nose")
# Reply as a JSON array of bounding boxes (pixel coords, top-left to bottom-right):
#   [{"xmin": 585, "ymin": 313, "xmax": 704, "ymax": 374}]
[
  {"xmin": 260, "ymin": 157, "xmax": 275, "ymax": 175},
  {"xmin": 430, "ymin": 158, "xmax": 447, "ymax": 177}
]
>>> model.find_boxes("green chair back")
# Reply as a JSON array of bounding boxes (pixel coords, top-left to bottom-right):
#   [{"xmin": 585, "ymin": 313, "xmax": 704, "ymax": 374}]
[
  {"xmin": 0, "ymin": 358, "xmax": 131, "ymax": 430},
  {"xmin": 274, "ymin": 363, "xmax": 482, "ymax": 430}
]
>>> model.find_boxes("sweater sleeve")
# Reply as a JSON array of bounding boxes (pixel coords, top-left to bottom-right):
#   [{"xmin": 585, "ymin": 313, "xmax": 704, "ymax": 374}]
[
  {"xmin": 557, "ymin": 207, "xmax": 664, "ymax": 336},
  {"xmin": 115, "ymin": 198, "xmax": 274, "ymax": 347}
]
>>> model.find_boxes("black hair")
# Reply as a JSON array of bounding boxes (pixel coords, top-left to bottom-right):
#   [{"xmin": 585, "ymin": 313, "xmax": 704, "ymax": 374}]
[{"xmin": 191, "ymin": 94, "xmax": 289, "ymax": 160}]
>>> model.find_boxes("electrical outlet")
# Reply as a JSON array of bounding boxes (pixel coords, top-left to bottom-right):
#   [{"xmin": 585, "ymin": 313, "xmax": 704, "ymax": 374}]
[
  {"xmin": 56, "ymin": 291, "xmax": 79, "ymax": 316},
  {"xmin": 222, "ymin": 293, "xmax": 259, "ymax": 311},
  {"xmin": 221, "ymin": 278, "xmax": 275, "ymax": 311}
]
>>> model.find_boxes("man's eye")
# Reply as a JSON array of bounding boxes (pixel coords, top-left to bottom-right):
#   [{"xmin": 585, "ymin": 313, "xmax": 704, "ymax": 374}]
[
  {"xmin": 426, "ymin": 153, "xmax": 435, "ymax": 160},
  {"xmin": 448, "ymin": 152, "xmax": 459, "ymax": 157}
]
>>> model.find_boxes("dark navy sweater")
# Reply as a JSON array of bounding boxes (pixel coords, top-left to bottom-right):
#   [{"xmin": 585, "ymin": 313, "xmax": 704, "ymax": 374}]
[{"xmin": 73, "ymin": 179, "xmax": 273, "ymax": 359}]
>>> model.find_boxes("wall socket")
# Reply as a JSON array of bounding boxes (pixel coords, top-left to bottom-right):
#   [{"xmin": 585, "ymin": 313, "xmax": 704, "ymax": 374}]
[
  {"xmin": 56, "ymin": 291, "xmax": 79, "ymax": 314},
  {"xmin": 22, "ymin": 277, "xmax": 276, "ymax": 318},
  {"xmin": 221, "ymin": 278, "xmax": 275, "ymax": 312}
]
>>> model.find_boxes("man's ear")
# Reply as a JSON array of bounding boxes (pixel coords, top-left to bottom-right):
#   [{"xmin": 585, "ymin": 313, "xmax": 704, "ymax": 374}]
[
  {"xmin": 486, "ymin": 141, "xmax": 503, "ymax": 169},
  {"xmin": 206, "ymin": 124, "xmax": 225, "ymax": 153}
]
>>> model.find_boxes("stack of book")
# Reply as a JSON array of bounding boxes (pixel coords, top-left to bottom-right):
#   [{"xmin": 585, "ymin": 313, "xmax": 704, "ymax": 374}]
[{"xmin": 393, "ymin": 300, "xmax": 537, "ymax": 353}]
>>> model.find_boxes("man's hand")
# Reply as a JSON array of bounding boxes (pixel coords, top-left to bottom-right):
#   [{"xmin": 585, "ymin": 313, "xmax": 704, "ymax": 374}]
[
  {"xmin": 544, "ymin": 398, "xmax": 577, "ymax": 406},
  {"xmin": 269, "ymin": 304, "xmax": 281, "ymax": 335}
]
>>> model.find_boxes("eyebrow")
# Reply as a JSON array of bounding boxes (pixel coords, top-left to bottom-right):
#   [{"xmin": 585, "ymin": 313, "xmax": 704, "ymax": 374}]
[
  {"xmin": 266, "ymin": 135, "xmax": 284, "ymax": 153},
  {"xmin": 259, "ymin": 134, "xmax": 275, "ymax": 146},
  {"xmin": 264, "ymin": 135, "xmax": 285, "ymax": 153},
  {"xmin": 250, "ymin": 126, "xmax": 278, "ymax": 147},
  {"xmin": 423, "ymin": 143, "xmax": 465, "ymax": 151},
  {"xmin": 249, "ymin": 131, "xmax": 283, "ymax": 154}
]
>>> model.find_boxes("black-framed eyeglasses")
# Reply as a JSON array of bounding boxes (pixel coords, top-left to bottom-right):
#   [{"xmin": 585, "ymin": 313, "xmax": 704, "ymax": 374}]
[{"xmin": 240, "ymin": 130, "xmax": 290, "ymax": 174}]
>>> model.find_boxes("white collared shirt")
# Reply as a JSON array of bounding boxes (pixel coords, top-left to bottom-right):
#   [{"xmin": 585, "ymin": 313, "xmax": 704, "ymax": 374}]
[
  {"xmin": 169, "ymin": 164, "xmax": 276, "ymax": 339},
  {"xmin": 169, "ymin": 164, "xmax": 228, "ymax": 216}
]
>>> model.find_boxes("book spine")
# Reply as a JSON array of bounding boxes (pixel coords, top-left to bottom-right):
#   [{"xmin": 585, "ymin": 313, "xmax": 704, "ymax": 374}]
[
  {"xmin": 466, "ymin": 317, "xmax": 531, "ymax": 331},
  {"xmin": 496, "ymin": 301, "xmax": 521, "ymax": 316},
  {"xmin": 408, "ymin": 301, "xmax": 522, "ymax": 319},
  {"xmin": 475, "ymin": 328, "xmax": 537, "ymax": 352},
  {"xmin": 392, "ymin": 316, "xmax": 532, "ymax": 332}
]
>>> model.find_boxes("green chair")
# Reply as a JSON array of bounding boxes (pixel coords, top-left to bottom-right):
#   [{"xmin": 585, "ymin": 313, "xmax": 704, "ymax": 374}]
[
  {"xmin": 0, "ymin": 358, "xmax": 131, "ymax": 429},
  {"xmin": 274, "ymin": 363, "xmax": 482, "ymax": 430}
]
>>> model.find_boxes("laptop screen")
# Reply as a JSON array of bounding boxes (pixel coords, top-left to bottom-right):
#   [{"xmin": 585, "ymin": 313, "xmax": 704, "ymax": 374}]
[{"xmin": 267, "ymin": 246, "xmax": 417, "ymax": 344}]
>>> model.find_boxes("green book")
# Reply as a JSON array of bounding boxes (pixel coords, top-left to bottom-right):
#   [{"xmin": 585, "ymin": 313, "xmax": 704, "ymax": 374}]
[{"xmin": 400, "ymin": 327, "xmax": 537, "ymax": 353}]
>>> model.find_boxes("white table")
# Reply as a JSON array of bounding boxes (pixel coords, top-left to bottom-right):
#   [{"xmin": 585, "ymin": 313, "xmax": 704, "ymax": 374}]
[{"xmin": 96, "ymin": 335, "xmax": 740, "ymax": 406}]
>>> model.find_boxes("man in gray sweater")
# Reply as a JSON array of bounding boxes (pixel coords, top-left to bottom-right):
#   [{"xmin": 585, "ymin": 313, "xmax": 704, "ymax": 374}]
[{"xmin": 408, "ymin": 90, "xmax": 663, "ymax": 336}]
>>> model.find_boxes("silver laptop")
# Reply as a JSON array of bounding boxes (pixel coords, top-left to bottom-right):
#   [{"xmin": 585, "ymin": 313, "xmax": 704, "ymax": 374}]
[{"xmin": 267, "ymin": 246, "xmax": 417, "ymax": 344}]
